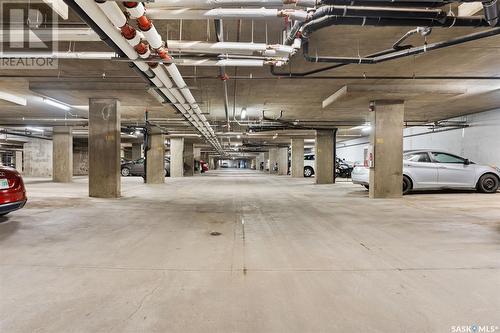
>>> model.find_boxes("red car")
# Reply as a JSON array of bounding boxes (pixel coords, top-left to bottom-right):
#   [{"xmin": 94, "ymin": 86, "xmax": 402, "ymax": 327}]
[{"xmin": 0, "ymin": 167, "xmax": 27, "ymax": 216}]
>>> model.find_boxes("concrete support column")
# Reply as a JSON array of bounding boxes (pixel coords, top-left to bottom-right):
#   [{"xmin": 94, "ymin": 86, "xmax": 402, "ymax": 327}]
[
  {"xmin": 315, "ymin": 129, "xmax": 335, "ymax": 184},
  {"xmin": 184, "ymin": 142, "xmax": 194, "ymax": 176},
  {"xmin": 268, "ymin": 148, "xmax": 278, "ymax": 174},
  {"xmin": 209, "ymin": 157, "xmax": 215, "ymax": 170},
  {"xmin": 89, "ymin": 98, "xmax": 120, "ymax": 198},
  {"xmin": 278, "ymin": 147, "xmax": 288, "ymax": 175},
  {"xmin": 251, "ymin": 158, "xmax": 256, "ymax": 170},
  {"xmin": 264, "ymin": 152, "xmax": 269, "ymax": 171},
  {"xmin": 131, "ymin": 143, "xmax": 142, "ymax": 160},
  {"xmin": 15, "ymin": 151, "xmax": 23, "ymax": 173},
  {"xmin": 170, "ymin": 138, "xmax": 184, "ymax": 177},
  {"xmin": 369, "ymin": 100, "xmax": 405, "ymax": 198},
  {"xmin": 146, "ymin": 133, "xmax": 165, "ymax": 184},
  {"xmin": 52, "ymin": 126, "xmax": 73, "ymax": 183},
  {"xmin": 193, "ymin": 147, "xmax": 201, "ymax": 174},
  {"xmin": 291, "ymin": 139, "xmax": 304, "ymax": 178}
]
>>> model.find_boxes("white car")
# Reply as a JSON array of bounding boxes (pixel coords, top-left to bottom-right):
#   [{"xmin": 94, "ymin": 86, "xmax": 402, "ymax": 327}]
[{"xmin": 352, "ymin": 150, "xmax": 500, "ymax": 194}]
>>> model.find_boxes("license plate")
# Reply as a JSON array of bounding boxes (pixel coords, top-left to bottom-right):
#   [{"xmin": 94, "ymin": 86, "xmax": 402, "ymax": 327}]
[{"xmin": 0, "ymin": 179, "xmax": 9, "ymax": 189}]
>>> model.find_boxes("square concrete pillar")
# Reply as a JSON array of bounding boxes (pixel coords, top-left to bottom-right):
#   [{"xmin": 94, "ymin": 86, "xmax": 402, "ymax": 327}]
[
  {"xmin": 131, "ymin": 143, "xmax": 142, "ymax": 160},
  {"xmin": 315, "ymin": 129, "xmax": 335, "ymax": 184},
  {"xmin": 278, "ymin": 147, "xmax": 288, "ymax": 175},
  {"xmin": 52, "ymin": 126, "xmax": 73, "ymax": 183},
  {"xmin": 268, "ymin": 148, "xmax": 278, "ymax": 174},
  {"xmin": 183, "ymin": 141, "xmax": 194, "ymax": 176},
  {"xmin": 15, "ymin": 151, "xmax": 23, "ymax": 173},
  {"xmin": 88, "ymin": 98, "xmax": 120, "ymax": 198},
  {"xmin": 193, "ymin": 147, "xmax": 201, "ymax": 173},
  {"xmin": 369, "ymin": 100, "xmax": 405, "ymax": 199},
  {"xmin": 263, "ymin": 152, "xmax": 269, "ymax": 171},
  {"xmin": 146, "ymin": 133, "xmax": 165, "ymax": 184},
  {"xmin": 291, "ymin": 139, "xmax": 304, "ymax": 178},
  {"xmin": 170, "ymin": 138, "xmax": 184, "ymax": 177}
]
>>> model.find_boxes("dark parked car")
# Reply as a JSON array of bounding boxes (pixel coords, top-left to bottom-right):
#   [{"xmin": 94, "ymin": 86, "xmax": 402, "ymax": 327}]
[
  {"xmin": 121, "ymin": 157, "xmax": 171, "ymax": 177},
  {"xmin": 0, "ymin": 166, "xmax": 27, "ymax": 216}
]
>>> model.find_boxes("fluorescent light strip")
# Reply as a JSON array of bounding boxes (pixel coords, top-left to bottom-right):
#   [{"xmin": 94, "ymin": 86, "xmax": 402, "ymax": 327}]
[
  {"xmin": 0, "ymin": 91, "xmax": 27, "ymax": 106},
  {"xmin": 43, "ymin": 98, "xmax": 71, "ymax": 111}
]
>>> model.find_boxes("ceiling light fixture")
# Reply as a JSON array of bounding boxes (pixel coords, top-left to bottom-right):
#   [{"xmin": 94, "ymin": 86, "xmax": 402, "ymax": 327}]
[
  {"xmin": 43, "ymin": 98, "xmax": 70, "ymax": 111},
  {"xmin": 0, "ymin": 91, "xmax": 27, "ymax": 106},
  {"xmin": 26, "ymin": 127, "xmax": 44, "ymax": 133},
  {"xmin": 240, "ymin": 107, "xmax": 247, "ymax": 119}
]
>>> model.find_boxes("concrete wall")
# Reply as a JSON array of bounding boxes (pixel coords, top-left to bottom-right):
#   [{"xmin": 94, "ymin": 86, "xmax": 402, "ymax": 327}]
[
  {"xmin": 337, "ymin": 109, "xmax": 500, "ymax": 167},
  {"xmin": 73, "ymin": 145, "xmax": 89, "ymax": 176},
  {"xmin": 23, "ymin": 138, "xmax": 52, "ymax": 177}
]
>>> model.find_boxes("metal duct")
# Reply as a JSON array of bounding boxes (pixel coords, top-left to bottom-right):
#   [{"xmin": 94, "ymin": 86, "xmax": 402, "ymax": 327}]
[{"xmin": 483, "ymin": 0, "xmax": 500, "ymax": 26}]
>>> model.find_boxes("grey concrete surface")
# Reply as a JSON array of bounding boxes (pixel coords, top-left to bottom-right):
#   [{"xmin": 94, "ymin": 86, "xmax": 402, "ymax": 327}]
[
  {"xmin": 315, "ymin": 129, "xmax": 335, "ymax": 184},
  {"xmin": 291, "ymin": 139, "xmax": 304, "ymax": 178},
  {"xmin": 52, "ymin": 126, "xmax": 73, "ymax": 183},
  {"xmin": 1, "ymin": 170, "xmax": 499, "ymax": 332},
  {"xmin": 88, "ymin": 98, "xmax": 121, "ymax": 198},
  {"xmin": 369, "ymin": 100, "xmax": 405, "ymax": 199},
  {"xmin": 170, "ymin": 138, "xmax": 184, "ymax": 178}
]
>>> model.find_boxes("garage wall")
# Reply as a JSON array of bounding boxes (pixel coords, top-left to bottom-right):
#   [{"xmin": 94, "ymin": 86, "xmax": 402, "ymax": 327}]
[
  {"xmin": 23, "ymin": 138, "xmax": 52, "ymax": 177},
  {"xmin": 337, "ymin": 108, "xmax": 500, "ymax": 166}
]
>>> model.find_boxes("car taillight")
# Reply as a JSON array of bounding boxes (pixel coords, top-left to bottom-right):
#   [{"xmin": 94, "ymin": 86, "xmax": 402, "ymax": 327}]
[{"xmin": 6, "ymin": 176, "xmax": 19, "ymax": 188}]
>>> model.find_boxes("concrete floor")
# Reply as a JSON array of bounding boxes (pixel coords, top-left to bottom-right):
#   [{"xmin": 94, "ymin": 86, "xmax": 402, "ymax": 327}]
[{"xmin": 1, "ymin": 169, "xmax": 499, "ymax": 332}]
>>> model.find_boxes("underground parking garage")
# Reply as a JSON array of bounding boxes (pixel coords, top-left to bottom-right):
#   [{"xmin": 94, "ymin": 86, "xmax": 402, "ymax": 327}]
[{"xmin": 1, "ymin": 0, "xmax": 500, "ymax": 331}]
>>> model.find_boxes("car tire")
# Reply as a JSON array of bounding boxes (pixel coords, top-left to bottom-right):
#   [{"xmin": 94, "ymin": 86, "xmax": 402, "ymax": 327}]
[
  {"xmin": 403, "ymin": 175, "xmax": 412, "ymax": 195},
  {"xmin": 121, "ymin": 168, "xmax": 130, "ymax": 177},
  {"xmin": 363, "ymin": 185, "xmax": 369, "ymax": 190},
  {"xmin": 477, "ymin": 173, "xmax": 499, "ymax": 193},
  {"xmin": 304, "ymin": 166, "xmax": 314, "ymax": 177}
]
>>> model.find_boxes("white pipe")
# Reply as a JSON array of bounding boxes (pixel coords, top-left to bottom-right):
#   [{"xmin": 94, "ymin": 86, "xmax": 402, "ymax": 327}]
[
  {"xmin": 167, "ymin": 40, "xmax": 294, "ymax": 56},
  {"xmin": 148, "ymin": 0, "xmax": 286, "ymax": 8},
  {"xmin": 74, "ymin": 0, "xmax": 148, "ymax": 73},
  {"xmin": 95, "ymin": 1, "xmax": 127, "ymax": 27},
  {"xmin": 0, "ymin": 51, "xmax": 117, "ymax": 60},
  {"xmin": 91, "ymin": 1, "xmax": 225, "ymax": 153},
  {"xmin": 177, "ymin": 58, "xmax": 265, "ymax": 67},
  {"xmin": 146, "ymin": 8, "xmax": 279, "ymax": 20},
  {"xmin": 0, "ymin": 28, "xmax": 100, "ymax": 42}
]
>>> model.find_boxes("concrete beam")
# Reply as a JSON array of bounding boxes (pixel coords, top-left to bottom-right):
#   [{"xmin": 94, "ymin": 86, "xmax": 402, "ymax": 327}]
[
  {"xmin": 52, "ymin": 126, "xmax": 73, "ymax": 183},
  {"xmin": 88, "ymin": 98, "xmax": 120, "ymax": 198},
  {"xmin": 458, "ymin": 2, "xmax": 483, "ymax": 16},
  {"xmin": 369, "ymin": 100, "xmax": 405, "ymax": 199}
]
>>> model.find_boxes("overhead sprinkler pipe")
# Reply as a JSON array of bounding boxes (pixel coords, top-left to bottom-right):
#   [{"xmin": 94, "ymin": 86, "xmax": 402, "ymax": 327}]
[{"xmin": 69, "ymin": 0, "xmax": 223, "ymax": 153}]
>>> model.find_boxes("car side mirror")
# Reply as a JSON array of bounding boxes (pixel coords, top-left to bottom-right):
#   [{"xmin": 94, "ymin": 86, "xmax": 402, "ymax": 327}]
[{"xmin": 464, "ymin": 159, "xmax": 470, "ymax": 165}]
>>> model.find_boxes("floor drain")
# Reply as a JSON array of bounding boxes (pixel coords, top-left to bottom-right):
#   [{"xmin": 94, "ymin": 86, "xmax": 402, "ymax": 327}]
[{"xmin": 210, "ymin": 231, "xmax": 222, "ymax": 236}]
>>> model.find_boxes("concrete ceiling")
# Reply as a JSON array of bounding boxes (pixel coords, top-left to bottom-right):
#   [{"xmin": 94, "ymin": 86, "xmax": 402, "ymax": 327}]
[{"xmin": 1, "ymin": 3, "xmax": 500, "ymax": 151}]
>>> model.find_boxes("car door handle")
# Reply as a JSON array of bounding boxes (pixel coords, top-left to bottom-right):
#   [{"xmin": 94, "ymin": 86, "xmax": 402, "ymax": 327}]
[{"xmin": 438, "ymin": 166, "xmax": 449, "ymax": 169}]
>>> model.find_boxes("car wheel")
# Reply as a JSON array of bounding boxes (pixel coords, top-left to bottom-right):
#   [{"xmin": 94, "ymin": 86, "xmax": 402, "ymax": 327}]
[
  {"xmin": 403, "ymin": 175, "xmax": 412, "ymax": 195},
  {"xmin": 121, "ymin": 168, "xmax": 130, "ymax": 177},
  {"xmin": 304, "ymin": 166, "xmax": 314, "ymax": 177},
  {"xmin": 477, "ymin": 173, "xmax": 499, "ymax": 193}
]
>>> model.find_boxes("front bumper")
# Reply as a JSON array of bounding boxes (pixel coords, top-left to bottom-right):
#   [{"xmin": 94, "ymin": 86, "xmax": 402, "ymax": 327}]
[{"xmin": 0, "ymin": 199, "xmax": 27, "ymax": 215}]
